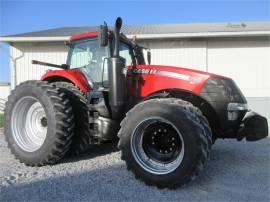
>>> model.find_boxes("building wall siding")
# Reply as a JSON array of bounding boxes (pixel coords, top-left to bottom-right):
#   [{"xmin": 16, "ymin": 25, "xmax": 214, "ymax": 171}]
[
  {"xmin": 207, "ymin": 38, "xmax": 270, "ymax": 98},
  {"xmin": 0, "ymin": 85, "xmax": 10, "ymax": 100},
  {"xmin": 10, "ymin": 42, "xmax": 68, "ymax": 88},
  {"xmin": 141, "ymin": 40, "xmax": 207, "ymax": 71}
]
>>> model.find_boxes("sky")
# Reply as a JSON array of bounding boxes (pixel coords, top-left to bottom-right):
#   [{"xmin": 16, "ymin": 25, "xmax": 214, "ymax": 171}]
[{"xmin": 0, "ymin": 0, "xmax": 269, "ymax": 82}]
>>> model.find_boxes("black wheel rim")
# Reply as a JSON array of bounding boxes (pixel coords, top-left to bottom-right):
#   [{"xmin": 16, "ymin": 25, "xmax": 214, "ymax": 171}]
[
  {"xmin": 142, "ymin": 122, "xmax": 182, "ymax": 163},
  {"xmin": 131, "ymin": 117, "xmax": 184, "ymax": 175}
]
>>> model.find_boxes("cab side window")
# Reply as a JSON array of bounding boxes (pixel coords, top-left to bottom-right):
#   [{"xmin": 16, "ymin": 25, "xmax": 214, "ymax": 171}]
[
  {"xmin": 68, "ymin": 40, "xmax": 107, "ymax": 86},
  {"xmin": 119, "ymin": 43, "xmax": 133, "ymax": 66},
  {"xmin": 69, "ymin": 44, "xmax": 91, "ymax": 69}
]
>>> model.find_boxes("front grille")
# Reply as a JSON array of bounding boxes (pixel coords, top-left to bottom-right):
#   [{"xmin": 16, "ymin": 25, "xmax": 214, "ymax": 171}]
[{"xmin": 201, "ymin": 77, "xmax": 247, "ymax": 103}]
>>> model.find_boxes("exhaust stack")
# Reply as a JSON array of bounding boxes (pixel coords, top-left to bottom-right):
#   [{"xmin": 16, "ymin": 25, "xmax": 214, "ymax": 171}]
[
  {"xmin": 113, "ymin": 17, "xmax": 122, "ymax": 57},
  {"xmin": 108, "ymin": 17, "xmax": 126, "ymax": 118}
]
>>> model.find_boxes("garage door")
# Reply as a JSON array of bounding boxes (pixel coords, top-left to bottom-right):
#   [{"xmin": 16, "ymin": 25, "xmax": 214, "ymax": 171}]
[{"xmin": 208, "ymin": 38, "xmax": 270, "ymax": 124}]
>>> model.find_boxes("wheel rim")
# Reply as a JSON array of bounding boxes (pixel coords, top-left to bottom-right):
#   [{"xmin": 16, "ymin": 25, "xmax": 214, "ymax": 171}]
[
  {"xmin": 131, "ymin": 117, "xmax": 185, "ymax": 175},
  {"xmin": 11, "ymin": 96, "xmax": 47, "ymax": 152}
]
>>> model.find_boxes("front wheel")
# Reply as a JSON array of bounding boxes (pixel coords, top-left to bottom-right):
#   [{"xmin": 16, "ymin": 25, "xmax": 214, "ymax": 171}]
[
  {"xmin": 118, "ymin": 98, "xmax": 212, "ymax": 188},
  {"xmin": 131, "ymin": 117, "xmax": 185, "ymax": 175}
]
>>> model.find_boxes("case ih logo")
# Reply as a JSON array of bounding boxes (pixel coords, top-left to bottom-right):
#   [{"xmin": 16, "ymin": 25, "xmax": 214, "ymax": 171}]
[
  {"xmin": 127, "ymin": 68, "xmax": 191, "ymax": 81},
  {"xmin": 127, "ymin": 68, "xmax": 161, "ymax": 75}
]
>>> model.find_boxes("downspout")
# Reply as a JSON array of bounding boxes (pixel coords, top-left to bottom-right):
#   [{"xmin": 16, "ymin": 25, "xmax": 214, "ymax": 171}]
[
  {"xmin": 0, "ymin": 43, "xmax": 24, "ymax": 89},
  {"xmin": 206, "ymin": 40, "xmax": 208, "ymax": 72},
  {"xmin": 9, "ymin": 43, "xmax": 24, "ymax": 88}
]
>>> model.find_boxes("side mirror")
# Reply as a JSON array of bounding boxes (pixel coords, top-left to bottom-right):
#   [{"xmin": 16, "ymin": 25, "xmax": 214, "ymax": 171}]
[
  {"xmin": 99, "ymin": 22, "xmax": 108, "ymax": 47},
  {"xmin": 147, "ymin": 50, "xmax": 151, "ymax": 65},
  {"xmin": 64, "ymin": 41, "xmax": 70, "ymax": 46}
]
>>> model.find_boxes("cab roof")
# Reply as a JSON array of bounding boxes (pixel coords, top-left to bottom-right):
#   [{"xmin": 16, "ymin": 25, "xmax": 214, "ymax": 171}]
[{"xmin": 70, "ymin": 31, "xmax": 99, "ymax": 41}]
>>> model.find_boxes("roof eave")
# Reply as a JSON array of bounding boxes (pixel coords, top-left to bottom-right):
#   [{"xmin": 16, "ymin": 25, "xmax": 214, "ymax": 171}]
[
  {"xmin": 1, "ymin": 31, "xmax": 269, "ymax": 42},
  {"xmin": 127, "ymin": 31, "xmax": 270, "ymax": 39},
  {"xmin": 0, "ymin": 36, "xmax": 69, "ymax": 42}
]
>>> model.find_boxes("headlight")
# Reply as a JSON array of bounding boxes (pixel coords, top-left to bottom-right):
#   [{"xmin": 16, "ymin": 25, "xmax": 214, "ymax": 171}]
[{"xmin": 227, "ymin": 103, "xmax": 248, "ymax": 111}]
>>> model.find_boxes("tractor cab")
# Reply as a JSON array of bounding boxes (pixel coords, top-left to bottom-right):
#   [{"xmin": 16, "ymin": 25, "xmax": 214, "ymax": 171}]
[{"xmin": 66, "ymin": 29, "xmax": 146, "ymax": 89}]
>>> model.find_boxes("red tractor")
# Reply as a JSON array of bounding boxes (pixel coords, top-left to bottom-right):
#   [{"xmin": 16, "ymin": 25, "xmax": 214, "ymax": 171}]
[{"xmin": 4, "ymin": 18, "xmax": 268, "ymax": 188}]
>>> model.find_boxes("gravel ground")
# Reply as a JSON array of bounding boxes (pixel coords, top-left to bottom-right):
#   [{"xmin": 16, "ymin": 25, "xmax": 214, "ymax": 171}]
[{"xmin": 0, "ymin": 128, "xmax": 269, "ymax": 202}]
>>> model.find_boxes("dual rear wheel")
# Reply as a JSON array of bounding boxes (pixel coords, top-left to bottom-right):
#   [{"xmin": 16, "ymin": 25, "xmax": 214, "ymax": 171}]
[
  {"xmin": 4, "ymin": 81, "xmax": 75, "ymax": 166},
  {"xmin": 4, "ymin": 81, "xmax": 90, "ymax": 166}
]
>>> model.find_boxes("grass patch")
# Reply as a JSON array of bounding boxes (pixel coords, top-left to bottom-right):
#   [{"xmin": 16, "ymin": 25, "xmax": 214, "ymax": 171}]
[{"xmin": 0, "ymin": 113, "xmax": 3, "ymax": 128}]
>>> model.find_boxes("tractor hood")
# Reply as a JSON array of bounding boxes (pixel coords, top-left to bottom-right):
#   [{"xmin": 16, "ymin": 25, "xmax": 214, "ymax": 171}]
[
  {"xmin": 127, "ymin": 64, "xmax": 228, "ymax": 96},
  {"xmin": 134, "ymin": 64, "xmax": 226, "ymax": 80}
]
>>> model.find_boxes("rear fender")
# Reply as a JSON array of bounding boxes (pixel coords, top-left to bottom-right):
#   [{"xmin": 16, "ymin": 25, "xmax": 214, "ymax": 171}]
[{"xmin": 41, "ymin": 69, "xmax": 90, "ymax": 93}]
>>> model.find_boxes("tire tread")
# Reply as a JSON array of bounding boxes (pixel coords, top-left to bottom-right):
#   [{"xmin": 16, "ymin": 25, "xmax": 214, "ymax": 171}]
[
  {"xmin": 53, "ymin": 82, "xmax": 91, "ymax": 155},
  {"xmin": 4, "ymin": 80, "xmax": 74, "ymax": 166},
  {"xmin": 118, "ymin": 98, "xmax": 212, "ymax": 189}
]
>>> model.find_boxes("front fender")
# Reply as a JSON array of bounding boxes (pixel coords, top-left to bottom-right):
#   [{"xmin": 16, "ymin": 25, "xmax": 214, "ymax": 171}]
[{"xmin": 41, "ymin": 69, "xmax": 90, "ymax": 93}]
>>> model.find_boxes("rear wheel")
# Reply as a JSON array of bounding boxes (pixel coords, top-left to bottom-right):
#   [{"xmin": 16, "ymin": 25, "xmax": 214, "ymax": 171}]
[
  {"xmin": 4, "ymin": 81, "xmax": 74, "ymax": 166},
  {"xmin": 53, "ymin": 82, "xmax": 91, "ymax": 155},
  {"xmin": 118, "ymin": 98, "xmax": 211, "ymax": 188}
]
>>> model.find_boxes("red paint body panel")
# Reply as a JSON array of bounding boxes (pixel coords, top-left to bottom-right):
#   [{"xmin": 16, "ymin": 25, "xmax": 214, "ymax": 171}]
[
  {"xmin": 127, "ymin": 65, "xmax": 220, "ymax": 97},
  {"xmin": 70, "ymin": 31, "xmax": 98, "ymax": 41},
  {"xmin": 41, "ymin": 64, "xmax": 224, "ymax": 98},
  {"xmin": 41, "ymin": 69, "xmax": 91, "ymax": 93}
]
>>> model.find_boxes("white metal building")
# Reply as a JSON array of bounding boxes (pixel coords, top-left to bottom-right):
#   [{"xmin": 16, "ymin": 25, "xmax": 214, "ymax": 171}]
[
  {"xmin": 0, "ymin": 22, "xmax": 269, "ymax": 123},
  {"xmin": 0, "ymin": 82, "xmax": 10, "ymax": 98},
  {"xmin": 0, "ymin": 82, "xmax": 10, "ymax": 112}
]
